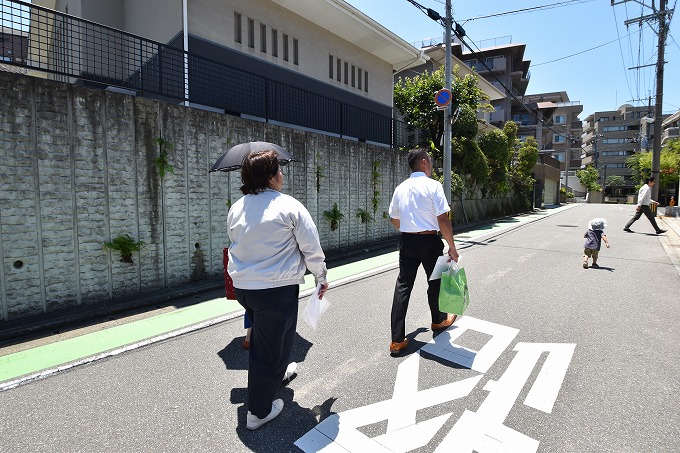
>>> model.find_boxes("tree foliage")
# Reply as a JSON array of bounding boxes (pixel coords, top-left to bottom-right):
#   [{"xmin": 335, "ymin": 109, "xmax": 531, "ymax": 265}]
[
  {"xmin": 394, "ymin": 66, "xmax": 490, "ymax": 162},
  {"xmin": 576, "ymin": 166, "xmax": 602, "ymax": 191},
  {"xmin": 514, "ymin": 136, "xmax": 539, "ymax": 177},
  {"xmin": 478, "ymin": 129, "xmax": 510, "ymax": 194},
  {"xmin": 626, "ymin": 139, "xmax": 680, "ymax": 188},
  {"xmin": 605, "ymin": 175, "xmax": 625, "ymax": 188}
]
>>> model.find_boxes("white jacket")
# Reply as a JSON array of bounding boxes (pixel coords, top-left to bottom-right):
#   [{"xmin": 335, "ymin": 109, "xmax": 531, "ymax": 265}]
[{"xmin": 227, "ymin": 189, "xmax": 327, "ymax": 290}]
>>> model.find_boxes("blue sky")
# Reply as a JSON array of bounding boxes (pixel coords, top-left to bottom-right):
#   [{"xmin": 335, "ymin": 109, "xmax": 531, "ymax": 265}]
[{"xmin": 345, "ymin": 0, "xmax": 679, "ymax": 119}]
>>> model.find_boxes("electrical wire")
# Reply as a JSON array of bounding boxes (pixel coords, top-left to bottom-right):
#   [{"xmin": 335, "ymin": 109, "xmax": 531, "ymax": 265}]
[{"xmin": 458, "ymin": 0, "xmax": 597, "ymax": 24}]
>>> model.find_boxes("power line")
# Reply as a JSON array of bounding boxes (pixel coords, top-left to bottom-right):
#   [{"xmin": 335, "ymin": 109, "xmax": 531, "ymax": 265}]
[
  {"xmin": 532, "ymin": 29, "xmax": 642, "ymax": 66},
  {"xmin": 458, "ymin": 0, "xmax": 597, "ymax": 24}
]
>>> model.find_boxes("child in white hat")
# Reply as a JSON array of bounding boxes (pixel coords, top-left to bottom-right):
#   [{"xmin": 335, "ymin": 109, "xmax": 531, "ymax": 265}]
[{"xmin": 583, "ymin": 218, "xmax": 610, "ymax": 269}]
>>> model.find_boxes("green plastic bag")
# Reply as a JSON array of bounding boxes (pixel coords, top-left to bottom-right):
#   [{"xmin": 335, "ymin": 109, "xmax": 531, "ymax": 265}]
[{"xmin": 438, "ymin": 264, "xmax": 469, "ymax": 315}]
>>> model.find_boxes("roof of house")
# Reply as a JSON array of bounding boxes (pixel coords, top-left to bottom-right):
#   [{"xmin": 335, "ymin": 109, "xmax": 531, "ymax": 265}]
[{"xmin": 270, "ymin": 0, "xmax": 427, "ymax": 69}]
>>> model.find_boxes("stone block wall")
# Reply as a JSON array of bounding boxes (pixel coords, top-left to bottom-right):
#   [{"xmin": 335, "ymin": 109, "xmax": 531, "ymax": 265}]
[{"xmin": 0, "ymin": 72, "xmax": 411, "ymax": 321}]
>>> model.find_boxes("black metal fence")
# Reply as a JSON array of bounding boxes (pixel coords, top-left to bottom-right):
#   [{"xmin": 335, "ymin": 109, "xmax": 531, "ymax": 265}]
[{"xmin": 0, "ymin": 0, "xmax": 426, "ymax": 148}]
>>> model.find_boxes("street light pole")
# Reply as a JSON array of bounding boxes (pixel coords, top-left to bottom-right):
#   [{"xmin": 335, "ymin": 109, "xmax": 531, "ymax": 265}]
[{"xmin": 443, "ymin": 0, "xmax": 452, "ymax": 204}]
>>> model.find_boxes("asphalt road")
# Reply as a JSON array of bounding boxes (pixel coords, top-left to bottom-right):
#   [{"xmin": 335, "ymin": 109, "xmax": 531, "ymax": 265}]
[{"xmin": 1, "ymin": 204, "xmax": 679, "ymax": 452}]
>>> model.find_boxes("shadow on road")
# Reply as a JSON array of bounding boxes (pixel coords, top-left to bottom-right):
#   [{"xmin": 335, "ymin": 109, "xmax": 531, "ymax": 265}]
[
  {"xmin": 230, "ymin": 387, "xmax": 338, "ymax": 452},
  {"xmin": 217, "ymin": 333, "xmax": 314, "ymax": 371}
]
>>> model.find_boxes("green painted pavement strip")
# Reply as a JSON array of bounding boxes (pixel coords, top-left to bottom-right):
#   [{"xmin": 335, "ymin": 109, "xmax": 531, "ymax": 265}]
[{"xmin": 0, "ymin": 298, "xmax": 242, "ymax": 383}]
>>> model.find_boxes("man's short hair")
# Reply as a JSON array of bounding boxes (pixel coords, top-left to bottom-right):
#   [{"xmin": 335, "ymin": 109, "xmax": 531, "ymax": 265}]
[
  {"xmin": 407, "ymin": 148, "xmax": 431, "ymax": 171},
  {"xmin": 645, "ymin": 177, "xmax": 655, "ymax": 184}
]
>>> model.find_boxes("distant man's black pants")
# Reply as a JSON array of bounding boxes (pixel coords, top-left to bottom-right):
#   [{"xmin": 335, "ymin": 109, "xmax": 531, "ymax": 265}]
[
  {"xmin": 624, "ymin": 204, "xmax": 662, "ymax": 232},
  {"xmin": 391, "ymin": 233, "xmax": 447, "ymax": 343}
]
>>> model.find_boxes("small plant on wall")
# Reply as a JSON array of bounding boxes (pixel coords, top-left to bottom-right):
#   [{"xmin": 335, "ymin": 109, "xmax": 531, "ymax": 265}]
[
  {"xmin": 371, "ymin": 161, "xmax": 381, "ymax": 214},
  {"xmin": 356, "ymin": 208, "xmax": 373, "ymax": 224},
  {"xmin": 103, "ymin": 234, "xmax": 145, "ymax": 264},
  {"xmin": 154, "ymin": 137, "xmax": 175, "ymax": 179},
  {"xmin": 323, "ymin": 203, "xmax": 344, "ymax": 231}
]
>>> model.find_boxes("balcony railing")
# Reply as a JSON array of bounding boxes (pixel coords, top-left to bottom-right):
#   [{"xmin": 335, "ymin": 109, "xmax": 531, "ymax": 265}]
[{"xmin": 0, "ymin": 0, "xmax": 420, "ymax": 148}]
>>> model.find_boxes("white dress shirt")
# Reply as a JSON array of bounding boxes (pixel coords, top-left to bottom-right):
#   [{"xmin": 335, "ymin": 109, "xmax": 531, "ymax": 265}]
[
  {"xmin": 637, "ymin": 184, "xmax": 651, "ymax": 206},
  {"xmin": 388, "ymin": 172, "xmax": 450, "ymax": 232}
]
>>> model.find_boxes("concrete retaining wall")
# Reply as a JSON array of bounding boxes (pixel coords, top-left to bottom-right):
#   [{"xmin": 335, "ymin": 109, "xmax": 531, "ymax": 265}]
[{"xmin": 0, "ymin": 72, "xmax": 524, "ymax": 322}]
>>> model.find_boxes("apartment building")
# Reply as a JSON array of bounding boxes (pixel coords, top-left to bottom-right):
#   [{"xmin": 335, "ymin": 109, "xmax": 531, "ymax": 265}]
[
  {"xmin": 28, "ymin": 0, "xmax": 426, "ymax": 145},
  {"xmin": 454, "ymin": 40, "xmax": 531, "ymax": 127},
  {"xmin": 516, "ymin": 92, "xmax": 583, "ymax": 189},
  {"xmin": 660, "ymin": 109, "xmax": 680, "ymax": 146},
  {"xmin": 582, "ymin": 104, "xmax": 652, "ymax": 195}
]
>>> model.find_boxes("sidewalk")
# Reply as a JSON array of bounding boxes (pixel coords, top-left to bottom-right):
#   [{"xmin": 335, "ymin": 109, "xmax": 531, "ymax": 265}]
[{"xmin": 8, "ymin": 202, "xmax": 676, "ymax": 391}]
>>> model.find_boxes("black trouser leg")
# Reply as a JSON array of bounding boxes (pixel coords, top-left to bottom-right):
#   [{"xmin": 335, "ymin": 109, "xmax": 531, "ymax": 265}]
[
  {"xmin": 624, "ymin": 210, "xmax": 642, "ymax": 229},
  {"xmin": 391, "ymin": 239, "xmax": 419, "ymax": 343},
  {"xmin": 235, "ymin": 285, "xmax": 299, "ymax": 419},
  {"xmin": 641, "ymin": 205, "xmax": 661, "ymax": 232},
  {"xmin": 391, "ymin": 234, "xmax": 445, "ymax": 343}
]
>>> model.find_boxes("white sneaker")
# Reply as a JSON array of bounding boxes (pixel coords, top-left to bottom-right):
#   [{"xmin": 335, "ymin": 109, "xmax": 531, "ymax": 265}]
[
  {"xmin": 246, "ymin": 399, "xmax": 284, "ymax": 430},
  {"xmin": 283, "ymin": 362, "xmax": 297, "ymax": 381}
]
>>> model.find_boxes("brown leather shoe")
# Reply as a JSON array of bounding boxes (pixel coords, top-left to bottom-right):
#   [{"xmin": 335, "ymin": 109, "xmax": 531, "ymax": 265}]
[
  {"xmin": 431, "ymin": 314, "xmax": 457, "ymax": 331},
  {"xmin": 389, "ymin": 338, "xmax": 409, "ymax": 354}
]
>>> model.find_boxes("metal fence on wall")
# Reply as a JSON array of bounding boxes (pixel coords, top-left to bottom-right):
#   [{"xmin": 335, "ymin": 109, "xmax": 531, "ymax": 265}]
[{"xmin": 0, "ymin": 0, "xmax": 426, "ymax": 148}]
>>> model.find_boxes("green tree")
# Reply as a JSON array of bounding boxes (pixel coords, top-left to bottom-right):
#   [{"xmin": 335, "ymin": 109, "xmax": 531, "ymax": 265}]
[
  {"xmin": 626, "ymin": 139, "xmax": 680, "ymax": 188},
  {"xmin": 514, "ymin": 136, "xmax": 539, "ymax": 176},
  {"xmin": 576, "ymin": 166, "xmax": 602, "ymax": 191},
  {"xmin": 478, "ymin": 129, "xmax": 510, "ymax": 194},
  {"xmin": 451, "ymin": 137, "xmax": 488, "ymax": 188},
  {"xmin": 508, "ymin": 135, "xmax": 538, "ymax": 209},
  {"xmin": 605, "ymin": 175, "xmax": 625, "ymax": 188},
  {"xmin": 394, "ymin": 66, "xmax": 490, "ymax": 162}
]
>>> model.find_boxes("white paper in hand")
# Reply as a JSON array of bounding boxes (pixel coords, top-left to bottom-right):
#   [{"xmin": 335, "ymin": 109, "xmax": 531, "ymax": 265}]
[
  {"xmin": 429, "ymin": 255, "xmax": 461, "ymax": 280},
  {"xmin": 302, "ymin": 284, "xmax": 331, "ymax": 331}
]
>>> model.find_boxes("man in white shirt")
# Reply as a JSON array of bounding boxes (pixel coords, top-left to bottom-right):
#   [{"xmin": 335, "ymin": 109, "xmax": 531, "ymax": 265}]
[
  {"xmin": 623, "ymin": 177, "xmax": 667, "ymax": 234},
  {"xmin": 387, "ymin": 148, "xmax": 460, "ymax": 355}
]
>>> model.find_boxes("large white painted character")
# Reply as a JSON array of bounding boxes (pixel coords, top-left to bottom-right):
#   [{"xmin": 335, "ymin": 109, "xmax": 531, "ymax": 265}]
[
  {"xmin": 436, "ymin": 342, "xmax": 576, "ymax": 452},
  {"xmin": 295, "ymin": 317, "xmax": 576, "ymax": 453}
]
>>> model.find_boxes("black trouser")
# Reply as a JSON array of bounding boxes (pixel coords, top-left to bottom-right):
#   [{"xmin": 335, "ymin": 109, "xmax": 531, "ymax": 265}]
[
  {"xmin": 624, "ymin": 204, "xmax": 662, "ymax": 232},
  {"xmin": 391, "ymin": 233, "xmax": 447, "ymax": 343},
  {"xmin": 235, "ymin": 285, "xmax": 299, "ymax": 419}
]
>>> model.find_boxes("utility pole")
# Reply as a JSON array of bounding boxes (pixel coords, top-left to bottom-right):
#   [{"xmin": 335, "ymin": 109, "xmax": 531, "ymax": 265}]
[
  {"xmin": 651, "ymin": 0, "xmax": 667, "ymax": 201},
  {"xmin": 617, "ymin": 0, "xmax": 671, "ymax": 201},
  {"xmin": 443, "ymin": 0, "xmax": 452, "ymax": 204}
]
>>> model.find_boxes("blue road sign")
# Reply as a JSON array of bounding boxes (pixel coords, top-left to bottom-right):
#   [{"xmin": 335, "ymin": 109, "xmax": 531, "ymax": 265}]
[{"xmin": 435, "ymin": 88, "xmax": 452, "ymax": 107}]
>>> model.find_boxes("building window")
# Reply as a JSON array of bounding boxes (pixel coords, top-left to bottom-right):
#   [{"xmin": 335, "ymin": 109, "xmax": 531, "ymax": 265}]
[
  {"xmin": 464, "ymin": 59, "xmax": 476, "ymax": 68},
  {"xmin": 351, "ymin": 65, "xmax": 355, "ymax": 87},
  {"xmin": 336, "ymin": 58, "xmax": 341, "ymax": 81},
  {"xmin": 260, "ymin": 24, "xmax": 267, "ymax": 53},
  {"xmin": 282, "ymin": 33, "xmax": 289, "ymax": 61},
  {"xmin": 554, "ymin": 114, "xmax": 566, "ymax": 124},
  {"xmin": 364, "ymin": 71, "xmax": 368, "ymax": 92},
  {"xmin": 234, "ymin": 13, "xmax": 242, "ymax": 44},
  {"xmin": 357, "ymin": 68, "xmax": 362, "ymax": 90},
  {"xmin": 271, "ymin": 29, "xmax": 278, "ymax": 57},
  {"xmin": 293, "ymin": 38, "xmax": 298, "ymax": 65},
  {"xmin": 554, "ymin": 134, "xmax": 565, "ymax": 143},
  {"xmin": 553, "ymin": 152, "xmax": 565, "ymax": 162},
  {"xmin": 329, "ymin": 55, "xmax": 334, "ymax": 79},
  {"xmin": 598, "ymin": 116, "xmax": 609, "ymax": 122},
  {"xmin": 247, "ymin": 18, "xmax": 255, "ymax": 48},
  {"xmin": 344, "ymin": 62, "xmax": 348, "ymax": 85}
]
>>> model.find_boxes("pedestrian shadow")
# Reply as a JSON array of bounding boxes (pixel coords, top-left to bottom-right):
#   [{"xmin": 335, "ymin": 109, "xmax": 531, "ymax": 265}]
[
  {"xmin": 231, "ymin": 386, "xmax": 338, "ymax": 452},
  {"xmin": 217, "ymin": 333, "xmax": 314, "ymax": 371},
  {"xmin": 590, "ymin": 265, "xmax": 615, "ymax": 272}
]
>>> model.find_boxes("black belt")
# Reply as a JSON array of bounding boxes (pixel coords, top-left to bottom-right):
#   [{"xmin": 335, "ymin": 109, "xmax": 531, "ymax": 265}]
[{"xmin": 403, "ymin": 230, "xmax": 437, "ymax": 235}]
